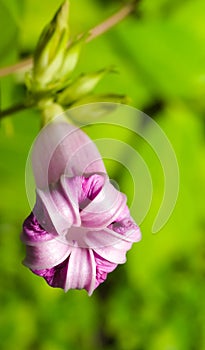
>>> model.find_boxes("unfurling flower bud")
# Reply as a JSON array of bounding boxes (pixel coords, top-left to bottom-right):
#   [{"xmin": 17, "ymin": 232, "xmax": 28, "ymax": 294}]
[{"xmin": 22, "ymin": 121, "xmax": 141, "ymax": 295}]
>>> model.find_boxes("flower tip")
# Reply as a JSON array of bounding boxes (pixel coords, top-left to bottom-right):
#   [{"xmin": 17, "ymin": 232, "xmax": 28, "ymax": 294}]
[
  {"xmin": 87, "ymin": 290, "xmax": 94, "ymax": 297},
  {"xmin": 57, "ymin": 0, "xmax": 70, "ymax": 29}
]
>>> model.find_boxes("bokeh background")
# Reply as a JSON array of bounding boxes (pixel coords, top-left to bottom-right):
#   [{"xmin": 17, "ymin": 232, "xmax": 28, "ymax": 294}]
[{"xmin": 0, "ymin": 0, "xmax": 205, "ymax": 349}]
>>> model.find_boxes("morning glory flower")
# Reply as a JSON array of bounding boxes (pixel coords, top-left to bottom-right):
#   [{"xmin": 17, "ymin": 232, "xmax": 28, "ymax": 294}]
[{"xmin": 22, "ymin": 120, "xmax": 141, "ymax": 295}]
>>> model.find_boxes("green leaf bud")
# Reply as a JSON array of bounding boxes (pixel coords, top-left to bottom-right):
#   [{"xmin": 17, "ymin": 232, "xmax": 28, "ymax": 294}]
[
  {"xmin": 57, "ymin": 67, "xmax": 116, "ymax": 105},
  {"xmin": 56, "ymin": 38, "xmax": 84, "ymax": 81},
  {"xmin": 33, "ymin": 0, "xmax": 69, "ymax": 89}
]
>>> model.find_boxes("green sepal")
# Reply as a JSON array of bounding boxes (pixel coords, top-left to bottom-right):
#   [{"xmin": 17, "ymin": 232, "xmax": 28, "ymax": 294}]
[
  {"xmin": 57, "ymin": 37, "xmax": 85, "ymax": 81},
  {"xmin": 57, "ymin": 66, "xmax": 116, "ymax": 106}
]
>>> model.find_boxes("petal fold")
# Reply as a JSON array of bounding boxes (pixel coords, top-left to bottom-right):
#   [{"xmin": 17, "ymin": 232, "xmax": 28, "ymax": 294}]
[
  {"xmin": 33, "ymin": 258, "xmax": 69, "ymax": 289},
  {"xmin": 80, "ymin": 178, "xmax": 127, "ymax": 228},
  {"xmin": 93, "ymin": 240, "xmax": 132, "ymax": 264},
  {"xmin": 34, "ymin": 175, "xmax": 83, "ymax": 235},
  {"xmin": 92, "ymin": 225, "xmax": 141, "ymax": 264},
  {"xmin": 94, "ymin": 252, "xmax": 117, "ymax": 288},
  {"xmin": 22, "ymin": 212, "xmax": 55, "ymax": 245},
  {"xmin": 84, "ymin": 225, "xmax": 141, "ymax": 250},
  {"xmin": 65, "ymin": 247, "xmax": 96, "ymax": 295},
  {"xmin": 23, "ymin": 238, "xmax": 71, "ymax": 270}
]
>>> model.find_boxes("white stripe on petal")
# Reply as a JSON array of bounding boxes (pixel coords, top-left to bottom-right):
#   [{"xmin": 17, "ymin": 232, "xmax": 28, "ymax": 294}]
[{"xmin": 64, "ymin": 247, "xmax": 96, "ymax": 295}]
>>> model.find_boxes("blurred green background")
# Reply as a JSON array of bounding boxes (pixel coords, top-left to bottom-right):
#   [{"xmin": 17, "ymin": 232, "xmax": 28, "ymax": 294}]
[{"xmin": 0, "ymin": 0, "xmax": 205, "ymax": 349}]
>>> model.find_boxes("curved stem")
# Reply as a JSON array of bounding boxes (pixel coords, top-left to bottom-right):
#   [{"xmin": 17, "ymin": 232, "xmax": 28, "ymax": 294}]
[
  {"xmin": 0, "ymin": 57, "xmax": 33, "ymax": 78},
  {"xmin": 87, "ymin": 1, "xmax": 137, "ymax": 42},
  {"xmin": 0, "ymin": 1, "xmax": 137, "ymax": 78},
  {"xmin": 0, "ymin": 102, "xmax": 30, "ymax": 119}
]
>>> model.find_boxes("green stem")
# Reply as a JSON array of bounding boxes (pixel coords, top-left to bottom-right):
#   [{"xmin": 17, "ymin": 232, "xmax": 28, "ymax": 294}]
[{"xmin": 0, "ymin": 102, "xmax": 31, "ymax": 119}]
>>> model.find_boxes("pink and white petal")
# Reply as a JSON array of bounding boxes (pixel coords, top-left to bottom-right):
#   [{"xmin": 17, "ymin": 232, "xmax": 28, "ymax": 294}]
[
  {"xmin": 34, "ymin": 175, "xmax": 84, "ymax": 235},
  {"xmin": 94, "ymin": 253, "xmax": 118, "ymax": 273},
  {"xmin": 65, "ymin": 247, "xmax": 96, "ymax": 295},
  {"xmin": 32, "ymin": 121, "xmax": 106, "ymax": 189},
  {"xmin": 94, "ymin": 252, "xmax": 117, "ymax": 288},
  {"xmin": 60, "ymin": 175, "xmax": 82, "ymax": 226},
  {"xmin": 23, "ymin": 238, "xmax": 71, "ymax": 270},
  {"xmin": 83, "ymin": 226, "xmax": 141, "ymax": 251},
  {"xmin": 108, "ymin": 221, "xmax": 141, "ymax": 242},
  {"xmin": 80, "ymin": 179, "xmax": 127, "ymax": 228},
  {"xmin": 93, "ymin": 237, "xmax": 136, "ymax": 264},
  {"xmin": 64, "ymin": 132, "xmax": 106, "ymax": 178},
  {"xmin": 34, "ymin": 188, "xmax": 73, "ymax": 235}
]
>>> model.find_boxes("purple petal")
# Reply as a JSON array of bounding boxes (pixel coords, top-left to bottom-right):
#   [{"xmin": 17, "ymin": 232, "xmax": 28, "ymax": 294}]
[
  {"xmin": 79, "ymin": 174, "xmax": 105, "ymax": 206},
  {"xmin": 23, "ymin": 238, "xmax": 71, "ymax": 270},
  {"xmin": 32, "ymin": 258, "xmax": 69, "ymax": 289},
  {"xmin": 22, "ymin": 212, "xmax": 56, "ymax": 245},
  {"xmin": 94, "ymin": 252, "xmax": 117, "ymax": 288},
  {"xmin": 64, "ymin": 247, "xmax": 96, "ymax": 295},
  {"xmin": 80, "ymin": 178, "xmax": 127, "ymax": 228},
  {"xmin": 33, "ymin": 249, "xmax": 118, "ymax": 292},
  {"xmin": 32, "ymin": 122, "xmax": 106, "ymax": 189}
]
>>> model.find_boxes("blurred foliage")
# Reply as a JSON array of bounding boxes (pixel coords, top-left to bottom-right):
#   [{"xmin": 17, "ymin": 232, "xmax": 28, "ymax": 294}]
[{"xmin": 0, "ymin": 0, "xmax": 205, "ymax": 349}]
